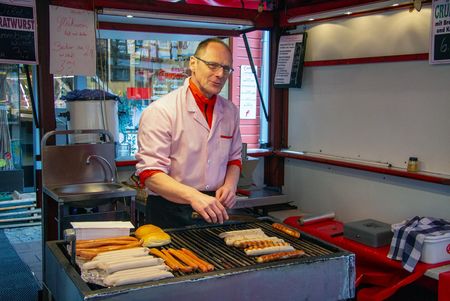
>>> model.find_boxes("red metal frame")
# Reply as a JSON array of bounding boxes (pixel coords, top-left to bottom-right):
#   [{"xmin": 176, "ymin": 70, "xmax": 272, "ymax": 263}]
[
  {"xmin": 305, "ymin": 53, "xmax": 429, "ymax": 67},
  {"xmin": 275, "ymin": 150, "xmax": 450, "ymax": 185}
]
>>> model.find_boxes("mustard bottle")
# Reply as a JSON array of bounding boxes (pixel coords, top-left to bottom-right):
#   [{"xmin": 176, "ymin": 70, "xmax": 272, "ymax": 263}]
[{"xmin": 407, "ymin": 157, "xmax": 419, "ymax": 172}]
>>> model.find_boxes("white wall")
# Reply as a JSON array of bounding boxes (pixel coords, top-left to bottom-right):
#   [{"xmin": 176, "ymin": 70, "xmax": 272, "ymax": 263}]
[{"xmin": 284, "ymin": 7, "xmax": 450, "ymax": 223}]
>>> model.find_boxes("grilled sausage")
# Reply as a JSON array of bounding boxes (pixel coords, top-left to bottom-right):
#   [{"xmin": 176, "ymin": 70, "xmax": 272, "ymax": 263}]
[
  {"xmin": 181, "ymin": 248, "xmax": 215, "ymax": 272},
  {"xmin": 168, "ymin": 249, "xmax": 199, "ymax": 271},
  {"xmin": 272, "ymin": 223, "xmax": 301, "ymax": 238},
  {"xmin": 161, "ymin": 249, "xmax": 193, "ymax": 273},
  {"xmin": 234, "ymin": 237, "xmax": 285, "ymax": 248},
  {"xmin": 77, "ymin": 241, "xmax": 142, "ymax": 260},
  {"xmin": 244, "ymin": 242, "xmax": 295, "ymax": 256},
  {"xmin": 256, "ymin": 250, "xmax": 305, "ymax": 263}
]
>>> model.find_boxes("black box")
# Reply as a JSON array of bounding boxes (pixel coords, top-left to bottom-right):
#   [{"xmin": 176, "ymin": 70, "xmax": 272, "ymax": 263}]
[
  {"xmin": 0, "ymin": 170, "xmax": 24, "ymax": 193},
  {"xmin": 344, "ymin": 219, "xmax": 393, "ymax": 247}
]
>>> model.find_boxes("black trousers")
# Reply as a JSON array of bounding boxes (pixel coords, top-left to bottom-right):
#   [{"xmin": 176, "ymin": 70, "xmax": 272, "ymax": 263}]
[{"xmin": 146, "ymin": 192, "xmax": 215, "ymax": 229}]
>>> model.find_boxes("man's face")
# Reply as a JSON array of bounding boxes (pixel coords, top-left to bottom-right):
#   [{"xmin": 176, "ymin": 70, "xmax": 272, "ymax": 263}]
[{"xmin": 189, "ymin": 42, "xmax": 232, "ymax": 98}]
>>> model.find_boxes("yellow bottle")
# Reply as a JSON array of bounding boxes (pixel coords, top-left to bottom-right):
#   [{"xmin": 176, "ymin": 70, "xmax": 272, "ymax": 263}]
[{"xmin": 407, "ymin": 157, "xmax": 419, "ymax": 172}]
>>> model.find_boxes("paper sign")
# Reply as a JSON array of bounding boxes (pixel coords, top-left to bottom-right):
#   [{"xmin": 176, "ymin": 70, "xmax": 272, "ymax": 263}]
[
  {"xmin": 239, "ymin": 65, "xmax": 257, "ymax": 119},
  {"xmin": 0, "ymin": 0, "xmax": 38, "ymax": 64},
  {"xmin": 49, "ymin": 5, "xmax": 96, "ymax": 75},
  {"xmin": 430, "ymin": 0, "xmax": 450, "ymax": 64},
  {"xmin": 274, "ymin": 33, "xmax": 306, "ymax": 88}
]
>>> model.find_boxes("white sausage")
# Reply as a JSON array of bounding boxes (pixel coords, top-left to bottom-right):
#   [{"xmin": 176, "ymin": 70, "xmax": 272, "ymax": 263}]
[
  {"xmin": 219, "ymin": 228, "xmax": 265, "ymax": 239},
  {"xmin": 107, "ymin": 270, "xmax": 174, "ymax": 286},
  {"xmin": 98, "ymin": 257, "xmax": 164, "ymax": 274}
]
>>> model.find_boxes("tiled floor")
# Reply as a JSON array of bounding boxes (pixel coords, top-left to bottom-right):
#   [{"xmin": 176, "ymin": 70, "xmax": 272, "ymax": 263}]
[{"xmin": 4, "ymin": 225, "xmax": 43, "ymax": 287}]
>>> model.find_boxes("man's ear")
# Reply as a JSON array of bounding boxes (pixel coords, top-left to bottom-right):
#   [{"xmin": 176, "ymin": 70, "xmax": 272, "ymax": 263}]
[{"xmin": 189, "ymin": 56, "xmax": 196, "ymax": 73}]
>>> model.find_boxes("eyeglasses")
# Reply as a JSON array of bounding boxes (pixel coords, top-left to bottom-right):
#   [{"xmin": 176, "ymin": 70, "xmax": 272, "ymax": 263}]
[{"xmin": 194, "ymin": 56, "xmax": 234, "ymax": 74}]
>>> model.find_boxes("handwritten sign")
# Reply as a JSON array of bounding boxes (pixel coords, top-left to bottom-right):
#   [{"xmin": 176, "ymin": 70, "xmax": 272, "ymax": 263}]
[
  {"xmin": 239, "ymin": 65, "xmax": 257, "ymax": 119},
  {"xmin": 0, "ymin": 0, "xmax": 38, "ymax": 64},
  {"xmin": 430, "ymin": 0, "xmax": 450, "ymax": 64},
  {"xmin": 49, "ymin": 5, "xmax": 95, "ymax": 76},
  {"xmin": 274, "ymin": 33, "xmax": 307, "ymax": 88}
]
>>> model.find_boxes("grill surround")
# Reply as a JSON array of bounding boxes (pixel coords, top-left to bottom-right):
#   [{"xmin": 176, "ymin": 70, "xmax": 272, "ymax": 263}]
[{"xmin": 44, "ymin": 220, "xmax": 355, "ymax": 300}]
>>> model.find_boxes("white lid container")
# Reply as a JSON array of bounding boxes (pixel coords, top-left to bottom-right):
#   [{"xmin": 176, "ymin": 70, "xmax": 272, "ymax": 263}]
[{"xmin": 392, "ymin": 222, "xmax": 450, "ymax": 264}]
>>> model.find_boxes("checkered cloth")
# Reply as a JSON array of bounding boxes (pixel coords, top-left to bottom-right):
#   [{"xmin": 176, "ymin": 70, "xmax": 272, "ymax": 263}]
[{"xmin": 387, "ymin": 216, "xmax": 450, "ymax": 272}]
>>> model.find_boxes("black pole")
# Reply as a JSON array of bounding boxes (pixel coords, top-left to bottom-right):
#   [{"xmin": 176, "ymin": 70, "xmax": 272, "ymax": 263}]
[
  {"xmin": 23, "ymin": 65, "xmax": 39, "ymax": 129},
  {"xmin": 242, "ymin": 33, "xmax": 269, "ymax": 122}
]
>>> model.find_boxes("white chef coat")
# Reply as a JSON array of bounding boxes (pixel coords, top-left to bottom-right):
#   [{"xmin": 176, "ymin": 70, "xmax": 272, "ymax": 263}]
[{"xmin": 135, "ymin": 78, "xmax": 242, "ymax": 192}]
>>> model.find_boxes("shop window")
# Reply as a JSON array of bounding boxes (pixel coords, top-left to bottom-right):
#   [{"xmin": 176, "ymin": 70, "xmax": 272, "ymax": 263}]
[
  {"xmin": 53, "ymin": 31, "xmax": 268, "ymax": 157},
  {"xmin": 0, "ymin": 64, "xmax": 35, "ymax": 192}
]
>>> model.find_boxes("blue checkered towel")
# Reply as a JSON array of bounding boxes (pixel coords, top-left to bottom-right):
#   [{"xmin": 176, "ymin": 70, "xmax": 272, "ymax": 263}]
[{"xmin": 387, "ymin": 216, "xmax": 450, "ymax": 272}]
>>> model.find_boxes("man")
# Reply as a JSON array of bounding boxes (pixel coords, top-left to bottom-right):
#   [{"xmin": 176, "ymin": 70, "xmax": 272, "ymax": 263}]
[{"xmin": 135, "ymin": 38, "xmax": 242, "ymax": 228}]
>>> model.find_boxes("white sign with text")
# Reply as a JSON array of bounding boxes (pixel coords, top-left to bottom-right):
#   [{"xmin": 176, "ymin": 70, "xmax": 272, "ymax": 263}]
[
  {"xmin": 239, "ymin": 65, "xmax": 257, "ymax": 120},
  {"xmin": 49, "ymin": 5, "xmax": 95, "ymax": 75}
]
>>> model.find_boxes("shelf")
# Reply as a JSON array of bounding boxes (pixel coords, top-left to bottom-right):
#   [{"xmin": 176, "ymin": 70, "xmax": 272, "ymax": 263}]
[
  {"xmin": 276, "ymin": 150, "xmax": 450, "ymax": 186},
  {"xmin": 115, "ymin": 149, "xmax": 273, "ymax": 167}
]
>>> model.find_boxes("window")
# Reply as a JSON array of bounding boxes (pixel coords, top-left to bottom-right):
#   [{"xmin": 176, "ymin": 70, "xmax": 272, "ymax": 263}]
[{"xmin": 53, "ymin": 31, "xmax": 269, "ymax": 157}]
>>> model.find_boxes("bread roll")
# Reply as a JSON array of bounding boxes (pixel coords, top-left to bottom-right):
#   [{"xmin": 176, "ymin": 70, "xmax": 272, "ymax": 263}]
[
  {"xmin": 135, "ymin": 224, "xmax": 165, "ymax": 239},
  {"xmin": 141, "ymin": 231, "xmax": 171, "ymax": 247}
]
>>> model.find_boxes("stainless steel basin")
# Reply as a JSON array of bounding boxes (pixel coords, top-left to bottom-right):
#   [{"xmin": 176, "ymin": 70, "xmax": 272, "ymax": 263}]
[
  {"xmin": 44, "ymin": 182, "xmax": 137, "ymax": 203},
  {"xmin": 50, "ymin": 182, "xmax": 123, "ymax": 195}
]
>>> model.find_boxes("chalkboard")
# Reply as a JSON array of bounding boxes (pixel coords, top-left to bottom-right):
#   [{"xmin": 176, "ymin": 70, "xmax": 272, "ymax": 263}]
[
  {"xmin": 433, "ymin": 33, "xmax": 450, "ymax": 61},
  {"xmin": 274, "ymin": 33, "xmax": 307, "ymax": 88},
  {"xmin": 0, "ymin": 2, "xmax": 37, "ymax": 64}
]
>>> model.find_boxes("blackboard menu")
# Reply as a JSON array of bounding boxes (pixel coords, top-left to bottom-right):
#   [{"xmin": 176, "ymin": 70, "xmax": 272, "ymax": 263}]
[
  {"xmin": 430, "ymin": 0, "xmax": 450, "ymax": 64},
  {"xmin": 0, "ymin": 0, "xmax": 37, "ymax": 64},
  {"xmin": 274, "ymin": 33, "xmax": 307, "ymax": 88}
]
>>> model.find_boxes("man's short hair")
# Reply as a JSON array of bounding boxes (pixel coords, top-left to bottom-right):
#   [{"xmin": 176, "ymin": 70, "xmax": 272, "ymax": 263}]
[{"xmin": 194, "ymin": 38, "xmax": 232, "ymax": 56}]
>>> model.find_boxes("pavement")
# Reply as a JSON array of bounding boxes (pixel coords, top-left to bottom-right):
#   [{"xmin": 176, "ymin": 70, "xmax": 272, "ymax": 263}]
[{"xmin": 4, "ymin": 225, "xmax": 42, "ymax": 287}]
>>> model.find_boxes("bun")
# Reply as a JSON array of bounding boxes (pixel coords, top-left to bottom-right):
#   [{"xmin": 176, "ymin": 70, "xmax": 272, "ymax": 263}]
[
  {"xmin": 141, "ymin": 232, "xmax": 171, "ymax": 247},
  {"xmin": 135, "ymin": 224, "xmax": 165, "ymax": 239}
]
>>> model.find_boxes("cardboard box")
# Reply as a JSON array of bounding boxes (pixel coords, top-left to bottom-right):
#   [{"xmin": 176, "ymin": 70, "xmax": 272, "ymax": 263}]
[{"xmin": 344, "ymin": 219, "xmax": 393, "ymax": 247}]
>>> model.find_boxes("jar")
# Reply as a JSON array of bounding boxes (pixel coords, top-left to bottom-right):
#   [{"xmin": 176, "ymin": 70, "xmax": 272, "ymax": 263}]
[{"xmin": 407, "ymin": 157, "xmax": 419, "ymax": 172}]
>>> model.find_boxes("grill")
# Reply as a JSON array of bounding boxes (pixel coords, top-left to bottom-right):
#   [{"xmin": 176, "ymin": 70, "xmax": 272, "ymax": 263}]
[
  {"xmin": 45, "ymin": 220, "xmax": 355, "ymax": 301},
  {"xmin": 166, "ymin": 221, "xmax": 336, "ymax": 275}
]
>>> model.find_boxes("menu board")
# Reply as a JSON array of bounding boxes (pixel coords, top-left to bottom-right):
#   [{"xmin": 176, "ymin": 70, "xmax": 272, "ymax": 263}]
[
  {"xmin": 274, "ymin": 33, "xmax": 307, "ymax": 88},
  {"xmin": 49, "ymin": 5, "xmax": 96, "ymax": 76},
  {"xmin": 430, "ymin": 0, "xmax": 450, "ymax": 64},
  {"xmin": 0, "ymin": 0, "xmax": 38, "ymax": 64}
]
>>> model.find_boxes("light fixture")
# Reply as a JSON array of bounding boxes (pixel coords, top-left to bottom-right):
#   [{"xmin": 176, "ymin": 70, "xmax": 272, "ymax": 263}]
[
  {"xmin": 97, "ymin": 8, "xmax": 254, "ymax": 31},
  {"xmin": 288, "ymin": 0, "xmax": 412, "ymax": 23}
]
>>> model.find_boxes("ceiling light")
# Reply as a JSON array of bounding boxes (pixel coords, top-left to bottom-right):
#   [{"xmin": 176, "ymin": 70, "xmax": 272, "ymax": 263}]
[
  {"xmin": 97, "ymin": 8, "xmax": 254, "ymax": 31},
  {"xmin": 288, "ymin": 0, "xmax": 411, "ymax": 23},
  {"xmin": 126, "ymin": 15, "xmax": 134, "ymax": 18}
]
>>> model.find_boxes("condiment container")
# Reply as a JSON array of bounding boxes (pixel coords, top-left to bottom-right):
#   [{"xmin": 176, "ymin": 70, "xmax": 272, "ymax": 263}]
[{"xmin": 407, "ymin": 157, "xmax": 419, "ymax": 172}]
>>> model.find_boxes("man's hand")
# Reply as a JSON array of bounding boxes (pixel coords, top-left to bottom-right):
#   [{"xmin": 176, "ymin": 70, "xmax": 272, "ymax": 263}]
[
  {"xmin": 190, "ymin": 193, "xmax": 229, "ymax": 224},
  {"xmin": 216, "ymin": 184, "xmax": 237, "ymax": 209}
]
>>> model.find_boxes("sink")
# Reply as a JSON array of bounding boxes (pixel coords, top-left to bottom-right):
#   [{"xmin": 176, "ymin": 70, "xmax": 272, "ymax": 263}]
[
  {"xmin": 44, "ymin": 182, "xmax": 137, "ymax": 203},
  {"xmin": 50, "ymin": 182, "xmax": 124, "ymax": 195}
]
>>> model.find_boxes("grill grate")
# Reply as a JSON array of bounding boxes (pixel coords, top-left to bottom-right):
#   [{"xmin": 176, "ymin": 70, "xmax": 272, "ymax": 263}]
[{"xmin": 161, "ymin": 221, "xmax": 338, "ymax": 276}]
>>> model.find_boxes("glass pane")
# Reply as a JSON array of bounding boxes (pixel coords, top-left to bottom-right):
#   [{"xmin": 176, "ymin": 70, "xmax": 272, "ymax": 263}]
[
  {"xmin": 87, "ymin": 38, "xmax": 210, "ymax": 156},
  {"xmin": 0, "ymin": 64, "xmax": 36, "ymax": 192}
]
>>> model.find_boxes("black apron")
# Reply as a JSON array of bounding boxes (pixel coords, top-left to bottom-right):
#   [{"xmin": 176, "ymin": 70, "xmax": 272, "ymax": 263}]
[{"xmin": 146, "ymin": 192, "xmax": 215, "ymax": 229}]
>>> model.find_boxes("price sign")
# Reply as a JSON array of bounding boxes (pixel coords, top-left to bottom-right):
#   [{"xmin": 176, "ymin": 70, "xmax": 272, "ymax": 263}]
[
  {"xmin": 430, "ymin": 0, "xmax": 450, "ymax": 64},
  {"xmin": 0, "ymin": 0, "xmax": 38, "ymax": 64},
  {"xmin": 274, "ymin": 33, "xmax": 307, "ymax": 88}
]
